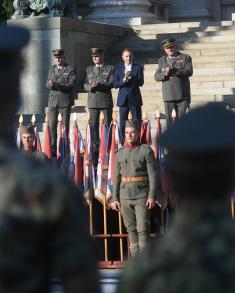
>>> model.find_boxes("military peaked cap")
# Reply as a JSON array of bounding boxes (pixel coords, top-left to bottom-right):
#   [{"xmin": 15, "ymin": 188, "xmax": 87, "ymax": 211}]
[
  {"xmin": 21, "ymin": 125, "xmax": 35, "ymax": 136},
  {"xmin": 159, "ymin": 103, "xmax": 235, "ymax": 152},
  {"xmin": 90, "ymin": 48, "xmax": 104, "ymax": 56},
  {"xmin": 161, "ymin": 38, "xmax": 176, "ymax": 49},
  {"xmin": 125, "ymin": 120, "xmax": 140, "ymax": 131},
  {"xmin": 0, "ymin": 25, "xmax": 29, "ymax": 53},
  {"xmin": 52, "ymin": 49, "xmax": 64, "ymax": 56}
]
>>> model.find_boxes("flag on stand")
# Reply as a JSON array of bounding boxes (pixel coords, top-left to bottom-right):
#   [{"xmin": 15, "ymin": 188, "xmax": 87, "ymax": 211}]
[
  {"xmin": 57, "ymin": 122, "xmax": 69, "ymax": 174},
  {"xmin": 95, "ymin": 114, "xmax": 109, "ymax": 203},
  {"xmin": 69, "ymin": 122, "xmax": 85, "ymax": 188},
  {"xmin": 44, "ymin": 120, "xmax": 52, "ymax": 160},
  {"xmin": 83, "ymin": 121, "xmax": 95, "ymax": 202},
  {"xmin": 106, "ymin": 119, "xmax": 121, "ymax": 204},
  {"xmin": 33, "ymin": 125, "xmax": 42, "ymax": 152},
  {"xmin": 140, "ymin": 116, "xmax": 152, "ymax": 146}
]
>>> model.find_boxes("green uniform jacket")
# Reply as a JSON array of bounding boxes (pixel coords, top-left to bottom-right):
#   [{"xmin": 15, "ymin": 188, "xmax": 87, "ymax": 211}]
[
  {"xmin": 113, "ymin": 144, "xmax": 158, "ymax": 201},
  {"xmin": 154, "ymin": 51, "xmax": 193, "ymax": 102},
  {"xmin": 84, "ymin": 64, "xmax": 114, "ymax": 109},
  {"xmin": 46, "ymin": 63, "xmax": 76, "ymax": 107}
]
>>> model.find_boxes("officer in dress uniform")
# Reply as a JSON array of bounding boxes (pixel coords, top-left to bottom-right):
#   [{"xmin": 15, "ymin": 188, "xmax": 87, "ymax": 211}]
[
  {"xmin": 155, "ymin": 38, "xmax": 193, "ymax": 127},
  {"xmin": 84, "ymin": 48, "xmax": 114, "ymax": 152},
  {"xmin": 21, "ymin": 125, "xmax": 48, "ymax": 162},
  {"xmin": 112, "ymin": 120, "xmax": 158, "ymax": 256},
  {"xmin": 118, "ymin": 103, "xmax": 235, "ymax": 293},
  {"xmin": 46, "ymin": 49, "xmax": 76, "ymax": 155}
]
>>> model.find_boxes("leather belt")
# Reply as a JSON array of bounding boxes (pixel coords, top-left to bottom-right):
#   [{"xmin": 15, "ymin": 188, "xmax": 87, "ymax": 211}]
[{"xmin": 121, "ymin": 176, "xmax": 149, "ymax": 183}]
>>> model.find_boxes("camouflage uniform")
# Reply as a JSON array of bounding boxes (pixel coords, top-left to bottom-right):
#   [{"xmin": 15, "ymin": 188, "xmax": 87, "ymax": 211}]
[
  {"xmin": 113, "ymin": 144, "xmax": 158, "ymax": 256},
  {"xmin": 0, "ymin": 143, "xmax": 96, "ymax": 293},
  {"xmin": 118, "ymin": 203, "xmax": 235, "ymax": 293}
]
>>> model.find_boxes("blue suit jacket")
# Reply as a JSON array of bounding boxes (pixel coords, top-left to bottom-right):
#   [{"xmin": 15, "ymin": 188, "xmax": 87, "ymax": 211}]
[{"xmin": 113, "ymin": 63, "xmax": 144, "ymax": 107}]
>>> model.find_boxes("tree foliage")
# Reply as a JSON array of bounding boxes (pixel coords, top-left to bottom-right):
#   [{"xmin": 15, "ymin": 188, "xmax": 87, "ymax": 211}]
[{"xmin": 0, "ymin": 0, "xmax": 14, "ymax": 21}]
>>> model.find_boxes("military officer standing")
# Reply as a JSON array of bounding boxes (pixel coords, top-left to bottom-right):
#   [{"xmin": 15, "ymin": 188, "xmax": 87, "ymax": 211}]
[
  {"xmin": 46, "ymin": 49, "xmax": 76, "ymax": 155},
  {"xmin": 155, "ymin": 38, "xmax": 193, "ymax": 127},
  {"xmin": 21, "ymin": 125, "xmax": 48, "ymax": 162},
  {"xmin": 118, "ymin": 103, "xmax": 235, "ymax": 293},
  {"xmin": 84, "ymin": 48, "xmax": 113, "ymax": 152},
  {"xmin": 112, "ymin": 120, "xmax": 158, "ymax": 256}
]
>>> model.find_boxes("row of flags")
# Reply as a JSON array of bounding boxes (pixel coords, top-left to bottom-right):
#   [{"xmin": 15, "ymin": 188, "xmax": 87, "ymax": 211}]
[{"xmin": 16, "ymin": 112, "xmax": 165, "ymax": 205}]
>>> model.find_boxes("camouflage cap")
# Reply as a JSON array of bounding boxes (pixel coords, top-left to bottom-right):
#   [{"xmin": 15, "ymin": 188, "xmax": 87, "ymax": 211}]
[
  {"xmin": 90, "ymin": 48, "xmax": 104, "ymax": 57},
  {"xmin": 21, "ymin": 125, "xmax": 35, "ymax": 136},
  {"xmin": 0, "ymin": 25, "xmax": 29, "ymax": 53},
  {"xmin": 125, "ymin": 119, "xmax": 140, "ymax": 131},
  {"xmin": 161, "ymin": 38, "xmax": 176, "ymax": 49}
]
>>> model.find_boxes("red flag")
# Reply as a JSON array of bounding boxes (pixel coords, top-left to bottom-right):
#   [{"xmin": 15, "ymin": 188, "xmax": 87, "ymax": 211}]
[
  {"xmin": 44, "ymin": 124, "xmax": 52, "ymax": 159},
  {"xmin": 74, "ymin": 124, "xmax": 83, "ymax": 186},
  {"xmin": 34, "ymin": 126, "xmax": 42, "ymax": 152},
  {"xmin": 140, "ymin": 119, "xmax": 152, "ymax": 145}
]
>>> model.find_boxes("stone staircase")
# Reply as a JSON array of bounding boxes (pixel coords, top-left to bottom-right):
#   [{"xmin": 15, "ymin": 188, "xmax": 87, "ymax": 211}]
[{"xmin": 74, "ymin": 20, "xmax": 235, "ymax": 133}]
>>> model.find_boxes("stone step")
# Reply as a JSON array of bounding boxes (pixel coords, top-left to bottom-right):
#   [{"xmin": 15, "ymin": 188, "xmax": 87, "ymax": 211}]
[
  {"xmin": 144, "ymin": 75, "xmax": 235, "ymax": 83},
  {"xmin": 144, "ymin": 67, "xmax": 235, "ymax": 76},
  {"xmin": 131, "ymin": 21, "xmax": 235, "ymax": 34}
]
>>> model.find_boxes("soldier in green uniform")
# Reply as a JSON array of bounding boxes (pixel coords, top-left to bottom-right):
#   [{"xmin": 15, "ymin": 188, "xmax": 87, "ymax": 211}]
[
  {"xmin": 84, "ymin": 48, "xmax": 113, "ymax": 152},
  {"xmin": 21, "ymin": 125, "xmax": 48, "ymax": 162},
  {"xmin": 112, "ymin": 120, "xmax": 158, "ymax": 256},
  {"xmin": 0, "ymin": 25, "xmax": 100, "ymax": 293},
  {"xmin": 46, "ymin": 49, "xmax": 76, "ymax": 156},
  {"xmin": 155, "ymin": 38, "xmax": 193, "ymax": 127},
  {"xmin": 118, "ymin": 103, "xmax": 235, "ymax": 293}
]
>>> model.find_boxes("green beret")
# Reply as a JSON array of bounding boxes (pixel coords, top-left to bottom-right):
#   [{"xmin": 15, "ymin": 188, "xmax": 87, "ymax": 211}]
[
  {"xmin": 125, "ymin": 120, "xmax": 140, "ymax": 131},
  {"xmin": 161, "ymin": 38, "xmax": 176, "ymax": 49},
  {"xmin": 21, "ymin": 125, "xmax": 35, "ymax": 136}
]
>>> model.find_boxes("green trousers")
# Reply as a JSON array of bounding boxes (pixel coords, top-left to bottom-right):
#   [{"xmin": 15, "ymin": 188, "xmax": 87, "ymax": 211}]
[{"xmin": 120, "ymin": 197, "xmax": 150, "ymax": 256}]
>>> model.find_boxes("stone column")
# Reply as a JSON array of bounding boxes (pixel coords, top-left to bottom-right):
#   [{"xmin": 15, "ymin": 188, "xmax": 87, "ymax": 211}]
[
  {"xmin": 170, "ymin": 0, "xmax": 213, "ymax": 22},
  {"xmin": 86, "ymin": 0, "xmax": 157, "ymax": 25}
]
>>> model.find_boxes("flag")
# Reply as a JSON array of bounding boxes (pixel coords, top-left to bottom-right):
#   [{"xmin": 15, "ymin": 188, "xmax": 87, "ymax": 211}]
[
  {"xmin": 154, "ymin": 117, "xmax": 164, "ymax": 161},
  {"xmin": 33, "ymin": 125, "xmax": 42, "ymax": 152},
  {"xmin": 57, "ymin": 123, "xmax": 69, "ymax": 174},
  {"xmin": 106, "ymin": 120, "xmax": 121, "ymax": 203},
  {"xmin": 69, "ymin": 122, "xmax": 85, "ymax": 187},
  {"xmin": 83, "ymin": 122, "xmax": 95, "ymax": 202},
  {"xmin": 16, "ymin": 125, "xmax": 22, "ymax": 149},
  {"xmin": 44, "ymin": 123, "xmax": 52, "ymax": 159},
  {"xmin": 140, "ymin": 119, "xmax": 152, "ymax": 146},
  {"xmin": 95, "ymin": 119, "xmax": 109, "ymax": 203}
]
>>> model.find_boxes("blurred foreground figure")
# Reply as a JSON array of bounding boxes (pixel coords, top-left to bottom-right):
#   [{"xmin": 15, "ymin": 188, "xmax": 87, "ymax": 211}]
[
  {"xmin": 118, "ymin": 103, "xmax": 235, "ymax": 293},
  {"xmin": 0, "ymin": 25, "xmax": 100, "ymax": 293}
]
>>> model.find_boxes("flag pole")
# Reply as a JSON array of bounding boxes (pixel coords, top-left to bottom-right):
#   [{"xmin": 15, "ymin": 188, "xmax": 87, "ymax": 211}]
[
  {"xmin": 231, "ymin": 198, "xmax": 235, "ymax": 222},
  {"xmin": 86, "ymin": 112, "xmax": 94, "ymax": 236},
  {"xmin": 100, "ymin": 111, "xmax": 108, "ymax": 261},
  {"xmin": 156, "ymin": 110, "xmax": 165, "ymax": 235}
]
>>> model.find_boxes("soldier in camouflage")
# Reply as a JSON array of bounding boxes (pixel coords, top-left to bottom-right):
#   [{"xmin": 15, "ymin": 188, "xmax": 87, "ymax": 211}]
[
  {"xmin": 112, "ymin": 120, "xmax": 158, "ymax": 256},
  {"xmin": 0, "ymin": 25, "xmax": 100, "ymax": 293},
  {"xmin": 118, "ymin": 103, "xmax": 235, "ymax": 293}
]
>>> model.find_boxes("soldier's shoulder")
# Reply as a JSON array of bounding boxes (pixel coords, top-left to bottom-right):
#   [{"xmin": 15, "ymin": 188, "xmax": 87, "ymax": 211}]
[
  {"xmin": 86, "ymin": 65, "xmax": 93, "ymax": 70},
  {"xmin": 140, "ymin": 144, "xmax": 153, "ymax": 152},
  {"xmin": 104, "ymin": 64, "xmax": 114, "ymax": 70},
  {"xmin": 177, "ymin": 51, "xmax": 191, "ymax": 59},
  {"xmin": 116, "ymin": 145, "xmax": 126, "ymax": 156}
]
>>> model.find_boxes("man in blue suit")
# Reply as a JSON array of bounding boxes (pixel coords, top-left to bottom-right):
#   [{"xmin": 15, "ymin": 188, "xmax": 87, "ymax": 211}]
[{"xmin": 113, "ymin": 48, "xmax": 144, "ymax": 142}]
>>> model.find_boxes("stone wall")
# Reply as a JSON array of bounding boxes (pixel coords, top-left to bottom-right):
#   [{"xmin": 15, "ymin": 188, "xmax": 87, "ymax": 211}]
[{"xmin": 7, "ymin": 17, "xmax": 129, "ymax": 114}]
